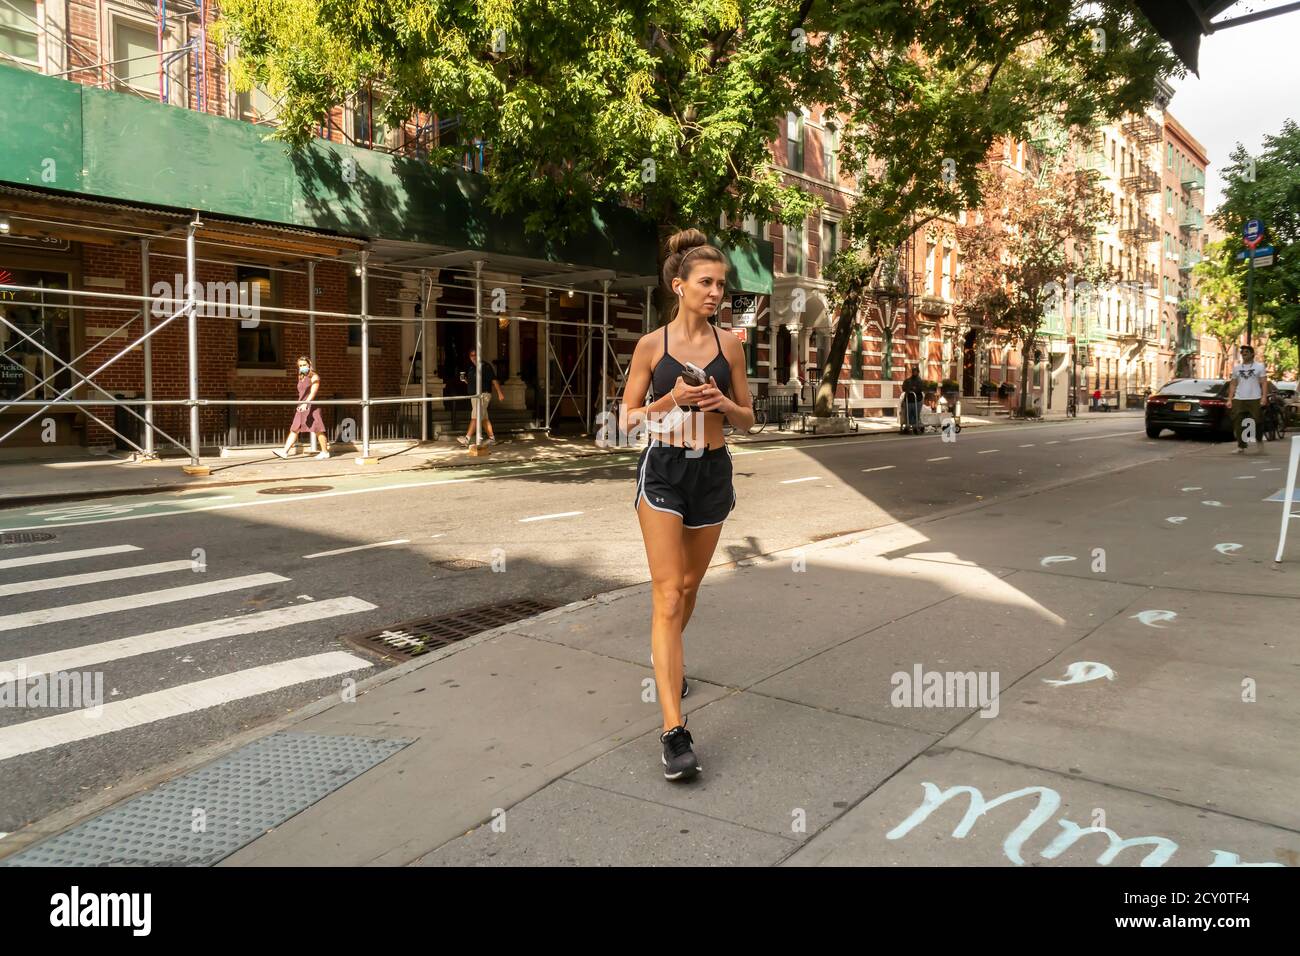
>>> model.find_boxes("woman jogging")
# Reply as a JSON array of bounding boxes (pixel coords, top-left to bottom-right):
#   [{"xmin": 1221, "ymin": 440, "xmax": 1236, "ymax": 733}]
[
  {"xmin": 620, "ymin": 228, "xmax": 754, "ymax": 781},
  {"xmin": 274, "ymin": 356, "xmax": 330, "ymax": 460}
]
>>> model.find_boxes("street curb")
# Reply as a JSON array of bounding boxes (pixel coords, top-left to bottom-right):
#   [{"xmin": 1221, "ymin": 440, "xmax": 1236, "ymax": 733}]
[{"xmin": 0, "ymin": 426, "xmax": 1181, "ymax": 860}]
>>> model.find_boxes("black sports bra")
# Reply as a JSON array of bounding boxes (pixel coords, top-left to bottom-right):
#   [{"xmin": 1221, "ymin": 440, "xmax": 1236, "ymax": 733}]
[{"xmin": 649, "ymin": 323, "xmax": 732, "ymax": 411}]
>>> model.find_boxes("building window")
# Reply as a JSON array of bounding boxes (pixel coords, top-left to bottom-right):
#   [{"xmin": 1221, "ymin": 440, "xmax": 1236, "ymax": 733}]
[
  {"xmin": 237, "ymin": 85, "xmax": 279, "ymax": 124},
  {"xmin": 823, "ymin": 123, "xmax": 838, "ymax": 181},
  {"xmin": 352, "ymin": 87, "xmax": 388, "ymax": 147},
  {"xmin": 0, "ymin": 0, "xmax": 40, "ymax": 70},
  {"xmin": 925, "ymin": 242, "xmax": 936, "ymax": 295},
  {"xmin": 784, "ymin": 222, "xmax": 805, "ymax": 276},
  {"xmin": 112, "ymin": 18, "xmax": 162, "ymax": 96},
  {"xmin": 941, "ymin": 248, "xmax": 952, "ymax": 300},
  {"xmin": 235, "ymin": 267, "xmax": 281, "ymax": 366},
  {"xmin": 1165, "ymin": 186, "xmax": 1173, "ymax": 215},
  {"xmin": 743, "ymin": 214, "xmax": 761, "ymax": 239},
  {"xmin": 1166, "ymin": 143, "xmax": 1174, "ymax": 167},
  {"xmin": 821, "ymin": 219, "xmax": 838, "ymax": 271},
  {"xmin": 786, "ymin": 110, "xmax": 805, "ymax": 172}
]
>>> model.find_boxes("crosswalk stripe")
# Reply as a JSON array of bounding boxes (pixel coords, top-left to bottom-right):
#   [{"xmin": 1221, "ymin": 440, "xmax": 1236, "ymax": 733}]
[
  {"xmin": 0, "ymin": 573, "xmax": 289, "ymax": 632},
  {"xmin": 0, "ymin": 559, "xmax": 194, "ymax": 597},
  {"xmin": 0, "ymin": 597, "xmax": 377, "ymax": 681},
  {"xmin": 0, "ymin": 545, "xmax": 142, "ymax": 571},
  {"xmin": 0, "ymin": 652, "xmax": 373, "ymax": 762}
]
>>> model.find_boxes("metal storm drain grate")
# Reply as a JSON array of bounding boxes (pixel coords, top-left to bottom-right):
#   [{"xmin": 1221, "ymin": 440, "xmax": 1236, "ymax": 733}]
[
  {"xmin": 0, "ymin": 733, "xmax": 412, "ymax": 867},
  {"xmin": 431, "ymin": 557, "xmax": 490, "ymax": 571},
  {"xmin": 350, "ymin": 599, "xmax": 561, "ymax": 657},
  {"xmin": 256, "ymin": 485, "xmax": 334, "ymax": 495},
  {"xmin": 0, "ymin": 532, "xmax": 56, "ymax": 546}
]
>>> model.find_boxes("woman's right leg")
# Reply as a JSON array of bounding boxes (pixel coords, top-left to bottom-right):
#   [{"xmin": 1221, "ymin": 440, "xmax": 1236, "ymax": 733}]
[{"xmin": 637, "ymin": 498, "xmax": 687, "ymax": 732}]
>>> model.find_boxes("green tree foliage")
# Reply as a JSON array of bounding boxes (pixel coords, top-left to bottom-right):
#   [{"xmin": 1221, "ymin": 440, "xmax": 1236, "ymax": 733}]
[
  {"xmin": 956, "ymin": 141, "xmax": 1113, "ymax": 411},
  {"xmin": 1216, "ymin": 119, "xmax": 1300, "ymax": 351},
  {"xmin": 804, "ymin": 1, "xmax": 1177, "ymax": 413},
  {"xmin": 218, "ymin": 1, "xmax": 1178, "ymax": 416},
  {"xmin": 218, "ymin": 0, "xmax": 832, "ymax": 245}
]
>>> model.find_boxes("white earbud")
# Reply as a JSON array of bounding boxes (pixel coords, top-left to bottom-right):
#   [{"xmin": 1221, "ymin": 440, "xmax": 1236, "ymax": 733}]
[{"xmin": 676, "ymin": 288, "xmax": 683, "ymax": 297}]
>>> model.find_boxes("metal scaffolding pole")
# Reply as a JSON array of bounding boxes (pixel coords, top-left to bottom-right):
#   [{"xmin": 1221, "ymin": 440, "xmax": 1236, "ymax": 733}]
[
  {"xmin": 544, "ymin": 291, "xmax": 551, "ymax": 432},
  {"xmin": 185, "ymin": 215, "xmax": 201, "ymax": 464},
  {"xmin": 140, "ymin": 238, "xmax": 155, "ymax": 457},
  {"xmin": 600, "ymin": 278, "xmax": 610, "ymax": 435},
  {"xmin": 307, "ymin": 260, "xmax": 317, "ymax": 362},
  {"xmin": 360, "ymin": 250, "xmax": 371, "ymax": 458},
  {"xmin": 420, "ymin": 268, "xmax": 430, "ymax": 441},
  {"xmin": 473, "ymin": 259, "xmax": 484, "ymax": 446},
  {"xmin": 307, "ymin": 259, "xmax": 318, "ymax": 452},
  {"xmin": 585, "ymin": 291, "xmax": 593, "ymax": 434}
]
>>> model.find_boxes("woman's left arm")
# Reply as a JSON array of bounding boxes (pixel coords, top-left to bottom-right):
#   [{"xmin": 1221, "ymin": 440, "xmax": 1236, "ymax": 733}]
[{"xmin": 306, "ymin": 373, "xmax": 321, "ymax": 404}]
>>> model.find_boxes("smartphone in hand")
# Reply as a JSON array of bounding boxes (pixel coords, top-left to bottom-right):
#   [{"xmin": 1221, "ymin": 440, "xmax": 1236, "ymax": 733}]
[{"xmin": 680, "ymin": 362, "xmax": 709, "ymax": 387}]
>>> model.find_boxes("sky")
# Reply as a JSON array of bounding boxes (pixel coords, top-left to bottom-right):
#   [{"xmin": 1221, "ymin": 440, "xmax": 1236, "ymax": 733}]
[{"xmin": 1168, "ymin": 1, "xmax": 1300, "ymax": 217}]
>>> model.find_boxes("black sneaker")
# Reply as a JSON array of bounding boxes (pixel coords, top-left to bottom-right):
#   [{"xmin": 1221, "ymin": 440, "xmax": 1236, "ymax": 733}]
[{"xmin": 661, "ymin": 720, "xmax": 700, "ymax": 781}]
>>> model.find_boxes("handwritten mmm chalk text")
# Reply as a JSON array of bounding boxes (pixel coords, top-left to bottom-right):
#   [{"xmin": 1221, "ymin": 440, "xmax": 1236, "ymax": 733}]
[{"xmin": 886, "ymin": 782, "xmax": 1285, "ymax": 867}]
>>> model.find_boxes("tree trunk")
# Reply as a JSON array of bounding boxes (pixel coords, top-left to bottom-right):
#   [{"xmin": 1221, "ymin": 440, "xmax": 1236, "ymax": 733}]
[
  {"xmin": 813, "ymin": 268, "xmax": 872, "ymax": 416},
  {"xmin": 814, "ymin": 290, "xmax": 858, "ymax": 416},
  {"xmin": 1019, "ymin": 336, "xmax": 1035, "ymax": 415}
]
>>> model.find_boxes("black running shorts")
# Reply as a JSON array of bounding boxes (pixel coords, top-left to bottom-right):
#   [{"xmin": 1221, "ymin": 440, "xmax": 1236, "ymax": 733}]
[{"xmin": 633, "ymin": 441, "xmax": 736, "ymax": 528}]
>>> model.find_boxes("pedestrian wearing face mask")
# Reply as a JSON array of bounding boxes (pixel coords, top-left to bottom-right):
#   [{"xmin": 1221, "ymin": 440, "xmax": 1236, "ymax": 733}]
[{"xmin": 274, "ymin": 356, "xmax": 330, "ymax": 460}]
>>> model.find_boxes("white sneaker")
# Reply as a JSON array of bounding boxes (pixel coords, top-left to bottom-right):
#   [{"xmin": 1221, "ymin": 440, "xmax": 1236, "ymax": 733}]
[
  {"xmin": 457, "ymin": 436, "xmax": 469, "ymax": 446},
  {"xmin": 487, "ymin": 437, "xmax": 497, "ymax": 446},
  {"xmin": 273, "ymin": 448, "xmax": 291, "ymax": 459},
  {"xmin": 315, "ymin": 451, "xmax": 330, "ymax": 460}
]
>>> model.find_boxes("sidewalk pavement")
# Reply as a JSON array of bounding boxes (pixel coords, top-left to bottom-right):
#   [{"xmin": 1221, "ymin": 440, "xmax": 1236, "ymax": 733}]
[
  {"xmin": 9, "ymin": 434, "xmax": 1294, "ymax": 866},
  {"xmin": 0, "ymin": 411, "xmax": 1023, "ymax": 508}
]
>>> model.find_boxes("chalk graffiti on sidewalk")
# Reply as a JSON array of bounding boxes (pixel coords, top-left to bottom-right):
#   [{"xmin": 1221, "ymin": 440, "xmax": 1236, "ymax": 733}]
[{"xmin": 885, "ymin": 782, "xmax": 1285, "ymax": 866}]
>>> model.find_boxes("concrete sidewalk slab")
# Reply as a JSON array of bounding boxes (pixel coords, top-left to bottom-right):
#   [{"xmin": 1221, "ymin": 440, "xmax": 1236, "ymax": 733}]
[
  {"xmin": 752, "ymin": 569, "xmax": 1144, "ymax": 734},
  {"xmin": 943, "ymin": 586, "xmax": 1300, "ymax": 833},
  {"xmin": 511, "ymin": 551, "xmax": 1022, "ymax": 690},
  {"xmin": 219, "ymin": 631, "xmax": 728, "ymax": 867},
  {"xmin": 564, "ymin": 690, "xmax": 933, "ymax": 840},
  {"xmin": 783, "ymin": 749, "xmax": 1299, "ymax": 867},
  {"xmin": 415, "ymin": 778, "xmax": 796, "ymax": 866}
]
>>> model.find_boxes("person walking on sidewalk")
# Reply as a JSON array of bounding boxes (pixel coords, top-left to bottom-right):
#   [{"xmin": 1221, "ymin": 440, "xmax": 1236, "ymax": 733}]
[
  {"xmin": 1228, "ymin": 344, "xmax": 1268, "ymax": 454},
  {"xmin": 901, "ymin": 366, "xmax": 925, "ymax": 434},
  {"xmin": 457, "ymin": 348, "xmax": 505, "ymax": 447},
  {"xmin": 274, "ymin": 356, "xmax": 330, "ymax": 459},
  {"xmin": 620, "ymin": 228, "xmax": 754, "ymax": 781}
]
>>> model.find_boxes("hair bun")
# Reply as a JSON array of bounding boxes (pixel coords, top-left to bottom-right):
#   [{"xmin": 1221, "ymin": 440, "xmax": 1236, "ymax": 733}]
[{"xmin": 666, "ymin": 227, "xmax": 710, "ymax": 257}]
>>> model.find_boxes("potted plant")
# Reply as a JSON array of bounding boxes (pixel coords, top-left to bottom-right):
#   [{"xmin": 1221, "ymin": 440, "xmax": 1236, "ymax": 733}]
[
  {"xmin": 979, "ymin": 380, "xmax": 996, "ymax": 398},
  {"xmin": 940, "ymin": 378, "xmax": 960, "ymax": 401}
]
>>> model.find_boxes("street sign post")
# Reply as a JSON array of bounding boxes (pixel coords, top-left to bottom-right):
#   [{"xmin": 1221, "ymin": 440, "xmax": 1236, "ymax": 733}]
[{"xmin": 1242, "ymin": 220, "xmax": 1266, "ymax": 344}]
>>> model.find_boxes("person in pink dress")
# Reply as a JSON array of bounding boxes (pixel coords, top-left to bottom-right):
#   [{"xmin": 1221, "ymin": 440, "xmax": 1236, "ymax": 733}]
[{"xmin": 274, "ymin": 356, "xmax": 330, "ymax": 459}]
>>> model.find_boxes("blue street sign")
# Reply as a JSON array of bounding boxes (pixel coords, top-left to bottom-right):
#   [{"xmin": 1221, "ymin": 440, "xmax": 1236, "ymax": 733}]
[
  {"xmin": 1237, "ymin": 245, "xmax": 1275, "ymax": 259},
  {"xmin": 1244, "ymin": 219, "xmax": 1263, "ymax": 242}
]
